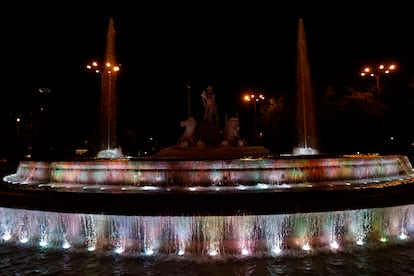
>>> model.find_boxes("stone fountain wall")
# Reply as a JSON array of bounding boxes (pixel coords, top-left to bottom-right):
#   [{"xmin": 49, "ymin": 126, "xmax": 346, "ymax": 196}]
[{"xmin": 4, "ymin": 155, "xmax": 414, "ymax": 188}]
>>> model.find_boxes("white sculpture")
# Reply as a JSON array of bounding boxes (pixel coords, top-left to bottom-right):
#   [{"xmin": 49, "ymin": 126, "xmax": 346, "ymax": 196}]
[
  {"xmin": 221, "ymin": 117, "xmax": 247, "ymax": 147},
  {"xmin": 178, "ymin": 117, "xmax": 197, "ymax": 147}
]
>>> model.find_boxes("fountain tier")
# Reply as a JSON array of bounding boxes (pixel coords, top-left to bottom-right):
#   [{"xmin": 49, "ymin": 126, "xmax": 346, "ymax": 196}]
[
  {"xmin": 2, "ymin": 154, "xmax": 414, "ymax": 215},
  {"xmin": 1, "ymin": 204, "xmax": 414, "ymax": 258},
  {"xmin": 5, "ymin": 154, "xmax": 413, "ymax": 187}
]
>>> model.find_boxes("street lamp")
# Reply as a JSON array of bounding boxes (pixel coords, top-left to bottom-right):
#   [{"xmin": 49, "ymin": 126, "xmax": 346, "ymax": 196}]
[
  {"xmin": 243, "ymin": 93, "xmax": 265, "ymax": 145},
  {"xmin": 86, "ymin": 61, "xmax": 120, "ymax": 75},
  {"xmin": 360, "ymin": 63, "xmax": 396, "ymax": 97},
  {"xmin": 16, "ymin": 116, "xmax": 21, "ymax": 135}
]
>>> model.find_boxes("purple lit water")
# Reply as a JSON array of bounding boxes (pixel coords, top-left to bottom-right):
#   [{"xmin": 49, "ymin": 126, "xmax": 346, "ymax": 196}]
[{"xmin": 1, "ymin": 203, "xmax": 414, "ymax": 274}]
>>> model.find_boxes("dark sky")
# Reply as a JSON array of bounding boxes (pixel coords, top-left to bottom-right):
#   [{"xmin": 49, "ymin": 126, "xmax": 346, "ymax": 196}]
[
  {"xmin": 5, "ymin": 5, "xmax": 414, "ymax": 89},
  {"xmin": 2, "ymin": 4, "xmax": 414, "ymax": 148}
]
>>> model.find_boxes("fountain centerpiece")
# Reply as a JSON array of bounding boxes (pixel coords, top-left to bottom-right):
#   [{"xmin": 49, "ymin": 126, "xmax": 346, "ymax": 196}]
[
  {"xmin": 92, "ymin": 17, "xmax": 122, "ymax": 159},
  {"xmin": 294, "ymin": 18, "xmax": 318, "ymax": 155},
  {"xmin": 1, "ymin": 17, "xmax": 414, "ymax": 259}
]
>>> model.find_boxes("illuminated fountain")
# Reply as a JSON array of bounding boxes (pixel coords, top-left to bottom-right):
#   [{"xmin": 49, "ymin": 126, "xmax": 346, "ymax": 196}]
[
  {"xmin": 2, "ymin": 17, "xmax": 414, "ymax": 259},
  {"xmin": 0, "ymin": 204, "xmax": 414, "ymax": 257},
  {"xmin": 87, "ymin": 17, "xmax": 122, "ymax": 158},
  {"xmin": 294, "ymin": 18, "xmax": 318, "ymax": 155}
]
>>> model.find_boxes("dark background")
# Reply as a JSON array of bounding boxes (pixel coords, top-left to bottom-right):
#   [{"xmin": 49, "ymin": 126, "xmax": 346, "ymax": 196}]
[{"xmin": 1, "ymin": 3, "xmax": 414, "ymax": 161}]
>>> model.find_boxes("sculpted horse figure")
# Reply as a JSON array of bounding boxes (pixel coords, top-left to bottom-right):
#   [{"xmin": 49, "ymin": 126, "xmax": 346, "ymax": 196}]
[
  {"xmin": 177, "ymin": 117, "xmax": 197, "ymax": 147},
  {"xmin": 221, "ymin": 117, "xmax": 247, "ymax": 147}
]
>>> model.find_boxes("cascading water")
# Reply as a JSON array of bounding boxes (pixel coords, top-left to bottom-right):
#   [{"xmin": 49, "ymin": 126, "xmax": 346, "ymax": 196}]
[{"xmin": 1, "ymin": 204, "xmax": 414, "ymax": 258}]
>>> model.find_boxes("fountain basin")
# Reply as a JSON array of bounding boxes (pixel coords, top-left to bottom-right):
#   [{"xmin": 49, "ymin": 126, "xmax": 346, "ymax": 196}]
[
  {"xmin": 2, "ymin": 154, "xmax": 414, "ymax": 215},
  {"xmin": 4, "ymin": 154, "xmax": 413, "ymax": 187}
]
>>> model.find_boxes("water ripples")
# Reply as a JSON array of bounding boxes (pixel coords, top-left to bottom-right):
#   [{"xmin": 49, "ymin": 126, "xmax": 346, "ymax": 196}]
[{"xmin": 2, "ymin": 242, "xmax": 414, "ymax": 275}]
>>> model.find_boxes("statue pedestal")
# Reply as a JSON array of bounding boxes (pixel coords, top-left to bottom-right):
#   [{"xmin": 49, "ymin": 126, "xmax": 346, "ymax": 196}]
[{"xmin": 151, "ymin": 145, "xmax": 272, "ymax": 159}]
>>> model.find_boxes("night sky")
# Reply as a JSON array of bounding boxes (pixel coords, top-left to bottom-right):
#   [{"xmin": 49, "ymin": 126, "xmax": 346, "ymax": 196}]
[{"xmin": 2, "ymin": 4, "xmax": 414, "ymax": 155}]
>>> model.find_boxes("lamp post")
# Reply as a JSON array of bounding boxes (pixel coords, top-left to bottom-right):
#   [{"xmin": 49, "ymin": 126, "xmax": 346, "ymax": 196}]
[
  {"xmin": 86, "ymin": 61, "xmax": 121, "ymax": 76},
  {"xmin": 15, "ymin": 115, "xmax": 21, "ymax": 161},
  {"xmin": 243, "ymin": 93, "xmax": 265, "ymax": 145},
  {"xmin": 360, "ymin": 64, "xmax": 396, "ymax": 97},
  {"xmin": 86, "ymin": 60, "xmax": 120, "ymax": 150}
]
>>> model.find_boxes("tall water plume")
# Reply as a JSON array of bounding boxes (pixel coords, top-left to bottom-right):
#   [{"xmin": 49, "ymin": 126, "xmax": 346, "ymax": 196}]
[
  {"xmin": 100, "ymin": 17, "xmax": 119, "ymax": 151},
  {"xmin": 294, "ymin": 18, "xmax": 318, "ymax": 155}
]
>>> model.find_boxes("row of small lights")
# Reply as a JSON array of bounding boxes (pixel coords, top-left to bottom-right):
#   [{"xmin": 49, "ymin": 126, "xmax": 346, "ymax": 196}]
[
  {"xmin": 360, "ymin": 64, "xmax": 396, "ymax": 78},
  {"xmin": 86, "ymin": 61, "xmax": 120, "ymax": 74},
  {"xmin": 0, "ymin": 231, "xmax": 409, "ymax": 256}
]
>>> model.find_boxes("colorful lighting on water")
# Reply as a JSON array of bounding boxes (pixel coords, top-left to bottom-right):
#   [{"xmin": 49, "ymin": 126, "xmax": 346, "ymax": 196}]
[
  {"xmin": 6, "ymin": 154, "xmax": 413, "ymax": 191},
  {"xmin": 0, "ymin": 204, "xmax": 412, "ymax": 258},
  {"xmin": 330, "ymin": 240, "xmax": 339, "ymax": 249},
  {"xmin": 62, "ymin": 239, "xmax": 70, "ymax": 249},
  {"xmin": 2, "ymin": 155, "xmax": 414, "ymax": 260}
]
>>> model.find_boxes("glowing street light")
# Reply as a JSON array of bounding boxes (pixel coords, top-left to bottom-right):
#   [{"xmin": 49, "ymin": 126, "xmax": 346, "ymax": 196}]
[
  {"xmin": 243, "ymin": 93, "xmax": 265, "ymax": 145},
  {"xmin": 360, "ymin": 63, "xmax": 396, "ymax": 97},
  {"xmin": 86, "ymin": 61, "xmax": 120, "ymax": 75}
]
